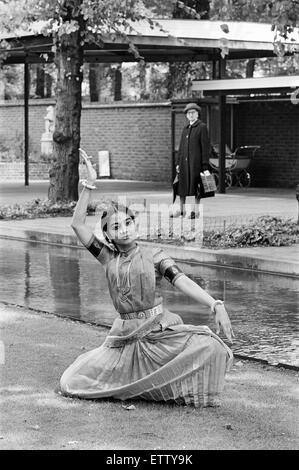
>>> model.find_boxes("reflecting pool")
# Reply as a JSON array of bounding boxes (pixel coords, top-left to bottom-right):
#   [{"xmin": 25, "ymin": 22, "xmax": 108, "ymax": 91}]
[{"xmin": 0, "ymin": 239, "xmax": 298, "ymax": 367}]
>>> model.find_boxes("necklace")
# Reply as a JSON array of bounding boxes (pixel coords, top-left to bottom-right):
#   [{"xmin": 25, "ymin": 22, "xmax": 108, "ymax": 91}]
[{"xmin": 115, "ymin": 245, "xmax": 139, "ymax": 301}]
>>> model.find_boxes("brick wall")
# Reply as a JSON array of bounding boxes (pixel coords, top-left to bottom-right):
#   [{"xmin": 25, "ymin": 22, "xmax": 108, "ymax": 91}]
[
  {"xmin": 0, "ymin": 100, "xmax": 172, "ymax": 183},
  {"xmin": 235, "ymin": 100, "xmax": 299, "ymax": 188},
  {"xmin": 0, "ymin": 162, "xmax": 50, "ymax": 180},
  {"xmin": 0, "ymin": 162, "xmax": 88, "ymax": 181},
  {"xmin": 0, "ymin": 99, "xmax": 298, "ymax": 187}
]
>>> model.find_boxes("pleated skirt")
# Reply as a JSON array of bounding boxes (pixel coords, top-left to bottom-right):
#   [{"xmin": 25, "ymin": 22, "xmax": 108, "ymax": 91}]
[{"xmin": 60, "ymin": 322, "xmax": 233, "ymax": 408}]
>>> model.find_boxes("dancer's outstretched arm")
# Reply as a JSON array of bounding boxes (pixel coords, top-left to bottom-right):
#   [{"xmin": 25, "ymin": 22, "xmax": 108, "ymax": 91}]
[
  {"xmin": 174, "ymin": 275, "xmax": 234, "ymax": 343},
  {"xmin": 71, "ymin": 149, "xmax": 97, "ymax": 246}
]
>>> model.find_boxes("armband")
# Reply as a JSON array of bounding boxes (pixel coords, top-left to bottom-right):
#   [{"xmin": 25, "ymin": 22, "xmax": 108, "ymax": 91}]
[
  {"xmin": 163, "ymin": 265, "xmax": 184, "ymax": 285},
  {"xmin": 86, "ymin": 236, "xmax": 103, "ymax": 259}
]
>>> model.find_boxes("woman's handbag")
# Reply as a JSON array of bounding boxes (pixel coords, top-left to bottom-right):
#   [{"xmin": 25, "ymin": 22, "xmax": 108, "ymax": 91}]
[{"xmin": 197, "ymin": 171, "xmax": 217, "ymax": 198}]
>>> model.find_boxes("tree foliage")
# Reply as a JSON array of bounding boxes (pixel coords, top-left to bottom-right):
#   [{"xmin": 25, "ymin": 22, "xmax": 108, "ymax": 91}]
[
  {"xmin": 0, "ymin": 0, "xmax": 177, "ymax": 51},
  {"xmin": 210, "ymin": 0, "xmax": 299, "ymax": 30},
  {"xmin": 209, "ymin": 1, "xmax": 299, "ymax": 78},
  {"xmin": 210, "ymin": 0, "xmax": 299, "ymax": 55}
]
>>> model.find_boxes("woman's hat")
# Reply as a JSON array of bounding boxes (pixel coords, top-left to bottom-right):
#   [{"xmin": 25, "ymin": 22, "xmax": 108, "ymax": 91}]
[{"xmin": 183, "ymin": 103, "xmax": 201, "ymax": 114}]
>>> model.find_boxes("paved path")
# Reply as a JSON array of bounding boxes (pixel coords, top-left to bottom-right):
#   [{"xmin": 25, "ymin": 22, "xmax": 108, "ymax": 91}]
[{"xmin": 0, "ymin": 181, "xmax": 297, "ymax": 220}]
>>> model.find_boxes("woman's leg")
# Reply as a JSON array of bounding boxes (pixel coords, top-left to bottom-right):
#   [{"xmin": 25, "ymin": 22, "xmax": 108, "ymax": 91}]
[
  {"xmin": 194, "ymin": 196, "xmax": 200, "ymax": 216},
  {"xmin": 171, "ymin": 196, "xmax": 186, "ymax": 217},
  {"xmin": 190, "ymin": 196, "xmax": 200, "ymax": 218},
  {"xmin": 180, "ymin": 196, "xmax": 186, "ymax": 216}
]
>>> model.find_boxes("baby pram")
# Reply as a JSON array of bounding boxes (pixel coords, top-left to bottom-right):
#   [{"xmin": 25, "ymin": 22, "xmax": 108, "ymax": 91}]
[{"xmin": 209, "ymin": 144, "xmax": 260, "ymax": 189}]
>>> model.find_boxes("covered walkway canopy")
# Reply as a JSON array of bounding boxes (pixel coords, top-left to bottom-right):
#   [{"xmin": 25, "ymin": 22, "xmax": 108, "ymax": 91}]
[
  {"xmin": 2, "ymin": 19, "xmax": 299, "ymax": 64},
  {"xmin": 1, "ymin": 19, "xmax": 299, "ymax": 190}
]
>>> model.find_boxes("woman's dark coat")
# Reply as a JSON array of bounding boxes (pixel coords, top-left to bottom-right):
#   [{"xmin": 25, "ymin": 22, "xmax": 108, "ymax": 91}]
[{"xmin": 175, "ymin": 119, "xmax": 210, "ymax": 197}]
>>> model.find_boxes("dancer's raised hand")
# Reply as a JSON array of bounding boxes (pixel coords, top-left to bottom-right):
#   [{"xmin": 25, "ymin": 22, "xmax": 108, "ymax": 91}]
[{"xmin": 79, "ymin": 148, "xmax": 97, "ymax": 184}]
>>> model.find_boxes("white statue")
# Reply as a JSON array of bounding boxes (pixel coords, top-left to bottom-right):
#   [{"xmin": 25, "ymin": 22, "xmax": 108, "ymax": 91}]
[
  {"xmin": 44, "ymin": 106, "xmax": 54, "ymax": 134},
  {"xmin": 41, "ymin": 105, "xmax": 54, "ymax": 155}
]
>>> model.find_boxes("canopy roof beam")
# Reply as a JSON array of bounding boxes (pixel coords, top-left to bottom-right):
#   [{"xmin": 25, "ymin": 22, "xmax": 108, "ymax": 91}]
[{"xmin": 192, "ymin": 76, "xmax": 299, "ymax": 96}]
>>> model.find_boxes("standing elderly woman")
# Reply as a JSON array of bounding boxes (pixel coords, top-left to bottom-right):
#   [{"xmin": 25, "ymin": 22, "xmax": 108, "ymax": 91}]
[
  {"xmin": 60, "ymin": 150, "xmax": 233, "ymax": 408},
  {"xmin": 173, "ymin": 102, "xmax": 211, "ymax": 219}
]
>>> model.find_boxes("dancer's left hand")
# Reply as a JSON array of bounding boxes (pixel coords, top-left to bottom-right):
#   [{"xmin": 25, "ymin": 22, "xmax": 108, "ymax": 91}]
[{"xmin": 214, "ymin": 305, "xmax": 235, "ymax": 343}]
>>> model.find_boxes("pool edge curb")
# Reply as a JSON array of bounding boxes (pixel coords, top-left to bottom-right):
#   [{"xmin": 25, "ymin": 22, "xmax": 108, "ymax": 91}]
[{"xmin": 0, "ymin": 227, "xmax": 298, "ymax": 277}]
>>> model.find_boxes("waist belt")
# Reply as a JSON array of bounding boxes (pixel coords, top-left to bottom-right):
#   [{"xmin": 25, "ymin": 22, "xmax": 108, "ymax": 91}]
[{"xmin": 119, "ymin": 303, "xmax": 163, "ymax": 320}]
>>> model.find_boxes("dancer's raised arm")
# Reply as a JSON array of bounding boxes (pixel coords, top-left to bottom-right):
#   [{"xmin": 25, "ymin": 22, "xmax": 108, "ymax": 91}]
[{"xmin": 71, "ymin": 149, "xmax": 97, "ymax": 246}]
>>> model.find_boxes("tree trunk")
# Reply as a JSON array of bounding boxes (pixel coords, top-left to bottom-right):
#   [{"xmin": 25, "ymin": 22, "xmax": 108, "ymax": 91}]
[
  {"xmin": 45, "ymin": 72, "xmax": 53, "ymax": 98},
  {"xmin": 172, "ymin": 0, "xmax": 210, "ymax": 19},
  {"xmin": 89, "ymin": 63, "xmax": 98, "ymax": 101},
  {"xmin": 139, "ymin": 62, "xmax": 147, "ymax": 99},
  {"xmin": 114, "ymin": 65, "xmax": 122, "ymax": 101},
  {"xmin": 35, "ymin": 64, "xmax": 45, "ymax": 98},
  {"xmin": 96, "ymin": 64, "xmax": 108, "ymax": 101},
  {"xmin": 246, "ymin": 59, "xmax": 255, "ymax": 77},
  {"xmin": 166, "ymin": 62, "xmax": 179, "ymax": 99},
  {"xmin": 48, "ymin": 29, "xmax": 84, "ymax": 202}
]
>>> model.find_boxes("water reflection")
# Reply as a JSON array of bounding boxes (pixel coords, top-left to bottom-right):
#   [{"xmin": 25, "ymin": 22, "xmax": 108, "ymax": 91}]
[
  {"xmin": 0, "ymin": 239, "xmax": 298, "ymax": 366},
  {"xmin": 48, "ymin": 251, "xmax": 81, "ymax": 318}
]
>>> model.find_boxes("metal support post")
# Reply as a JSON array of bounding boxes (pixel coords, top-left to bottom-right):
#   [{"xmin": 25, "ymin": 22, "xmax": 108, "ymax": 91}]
[
  {"xmin": 218, "ymin": 57, "xmax": 226, "ymax": 194},
  {"xmin": 24, "ymin": 59, "xmax": 30, "ymax": 186}
]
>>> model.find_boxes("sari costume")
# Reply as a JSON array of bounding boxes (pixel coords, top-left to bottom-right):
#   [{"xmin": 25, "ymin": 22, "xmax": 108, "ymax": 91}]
[{"xmin": 60, "ymin": 236, "xmax": 233, "ymax": 407}]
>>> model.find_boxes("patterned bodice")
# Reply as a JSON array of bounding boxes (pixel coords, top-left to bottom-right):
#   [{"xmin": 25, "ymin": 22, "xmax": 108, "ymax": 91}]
[{"xmin": 85, "ymin": 236, "xmax": 184, "ymax": 314}]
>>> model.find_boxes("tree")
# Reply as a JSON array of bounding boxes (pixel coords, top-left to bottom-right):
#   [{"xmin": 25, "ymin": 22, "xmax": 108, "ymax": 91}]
[
  {"xmin": 210, "ymin": 1, "xmax": 299, "ymax": 76},
  {"xmin": 210, "ymin": 1, "xmax": 299, "ymax": 45},
  {"xmin": 35, "ymin": 64, "xmax": 45, "ymax": 98},
  {"xmin": 0, "ymin": 64, "xmax": 24, "ymax": 99},
  {"xmin": 32, "ymin": 63, "xmax": 54, "ymax": 98},
  {"xmin": 88, "ymin": 63, "xmax": 98, "ymax": 102},
  {"xmin": 173, "ymin": 0, "xmax": 209, "ymax": 19}
]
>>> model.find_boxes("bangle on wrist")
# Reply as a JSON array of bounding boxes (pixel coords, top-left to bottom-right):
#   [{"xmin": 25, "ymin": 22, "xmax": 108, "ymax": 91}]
[
  {"xmin": 81, "ymin": 180, "xmax": 96, "ymax": 190},
  {"xmin": 210, "ymin": 299, "xmax": 224, "ymax": 314}
]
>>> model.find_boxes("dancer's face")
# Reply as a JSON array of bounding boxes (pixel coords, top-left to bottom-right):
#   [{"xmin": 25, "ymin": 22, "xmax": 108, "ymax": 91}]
[{"xmin": 106, "ymin": 211, "xmax": 137, "ymax": 247}]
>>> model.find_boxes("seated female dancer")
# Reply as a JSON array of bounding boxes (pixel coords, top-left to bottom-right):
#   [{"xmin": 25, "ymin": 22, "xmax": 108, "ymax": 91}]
[{"xmin": 60, "ymin": 149, "xmax": 234, "ymax": 407}]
